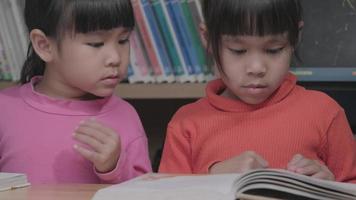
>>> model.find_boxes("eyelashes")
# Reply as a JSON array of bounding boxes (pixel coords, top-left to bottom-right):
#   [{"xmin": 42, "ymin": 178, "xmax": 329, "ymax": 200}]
[
  {"xmin": 86, "ymin": 42, "xmax": 104, "ymax": 48},
  {"xmin": 86, "ymin": 38, "xmax": 130, "ymax": 48},
  {"xmin": 228, "ymin": 46, "xmax": 286, "ymax": 55}
]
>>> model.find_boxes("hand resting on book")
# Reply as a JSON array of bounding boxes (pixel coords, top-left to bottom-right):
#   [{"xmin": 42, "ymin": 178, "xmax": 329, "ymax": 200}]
[
  {"xmin": 287, "ymin": 154, "xmax": 335, "ymax": 181},
  {"xmin": 209, "ymin": 151, "xmax": 335, "ymax": 181},
  {"xmin": 209, "ymin": 151, "xmax": 268, "ymax": 174}
]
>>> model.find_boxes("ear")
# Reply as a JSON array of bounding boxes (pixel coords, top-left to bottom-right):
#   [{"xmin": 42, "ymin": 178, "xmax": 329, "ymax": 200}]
[
  {"xmin": 29, "ymin": 29, "xmax": 56, "ymax": 62},
  {"xmin": 199, "ymin": 23, "xmax": 220, "ymax": 77}
]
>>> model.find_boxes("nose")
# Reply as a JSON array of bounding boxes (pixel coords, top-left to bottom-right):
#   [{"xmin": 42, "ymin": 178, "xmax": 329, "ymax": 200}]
[
  {"xmin": 105, "ymin": 46, "xmax": 121, "ymax": 67},
  {"xmin": 246, "ymin": 57, "xmax": 267, "ymax": 77}
]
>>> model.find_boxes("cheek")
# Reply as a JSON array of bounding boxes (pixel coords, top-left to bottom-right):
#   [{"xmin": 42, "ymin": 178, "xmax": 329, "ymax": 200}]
[{"xmin": 122, "ymin": 47, "xmax": 130, "ymax": 63}]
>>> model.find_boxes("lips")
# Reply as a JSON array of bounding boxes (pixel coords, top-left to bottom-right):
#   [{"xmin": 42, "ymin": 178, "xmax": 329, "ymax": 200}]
[
  {"xmin": 243, "ymin": 84, "xmax": 268, "ymax": 95},
  {"xmin": 102, "ymin": 75, "xmax": 120, "ymax": 85},
  {"xmin": 243, "ymin": 84, "xmax": 267, "ymax": 89}
]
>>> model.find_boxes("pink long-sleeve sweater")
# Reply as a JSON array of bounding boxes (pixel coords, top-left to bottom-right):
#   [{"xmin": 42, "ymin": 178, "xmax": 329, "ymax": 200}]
[{"xmin": 0, "ymin": 78, "xmax": 152, "ymax": 184}]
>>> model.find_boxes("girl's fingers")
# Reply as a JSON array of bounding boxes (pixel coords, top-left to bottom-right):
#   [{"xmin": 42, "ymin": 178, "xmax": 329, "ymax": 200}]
[
  {"xmin": 75, "ymin": 125, "xmax": 107, "ymax": 144},
  {"xmin": 294, "ymin": 162, "xmax": 320, "ymax": 175},
  {"xmin": 288, "ymin": 154, "xmax": 304, "ymax": 168},
  {"xmin": 312, "ymin": 171, "xmax": 329, "ymax": 180},
  {"xmin": 79, "ymin": 119, "xmax": 118, "ymax": 140},
  {"xmin": 312, "ymin": 167, "xmax": 335, "ymax": 181},
  {"xmin": 73, "ymin": 132, "xmax": 103, "ymax": 153},
  {"xmin": 252, "ymin": 154, "xmax": 269, "ymax": 168},
  {"xmin": 73, "ymin": 144, "xmax": 101, "ymax": 163},
  {"xmin": 243, "ymin": 151, "xmax": 268, "ymax": 168}
]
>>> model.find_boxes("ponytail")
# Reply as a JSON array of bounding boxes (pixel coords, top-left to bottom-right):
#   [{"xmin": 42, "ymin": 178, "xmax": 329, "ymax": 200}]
[{"xmin": 20, "ymin": 44, "xmax": 45, "ymax": 84}]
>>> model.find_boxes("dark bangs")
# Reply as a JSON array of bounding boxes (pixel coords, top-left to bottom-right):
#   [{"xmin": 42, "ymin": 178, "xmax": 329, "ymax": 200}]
[
  {"xmin": 59, "ymin": 0, "xmax": 134, "ymax": 36},
  {"xmin": 202, "ymin": 0, "xmax": 302, "ymax": 67},
  {"xmin": 219, "ymin": 0, "xmax": 300, "ymax": 38}
]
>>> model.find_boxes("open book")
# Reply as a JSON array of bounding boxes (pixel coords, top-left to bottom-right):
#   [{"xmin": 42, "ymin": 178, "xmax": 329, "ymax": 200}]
[
  {"xmin": 0, "ymin": 172, "xmax": 30, "ymax": 192},
  {"xmin": 92, "ymin": 169, "xmax": 356, "ymax": 200}
]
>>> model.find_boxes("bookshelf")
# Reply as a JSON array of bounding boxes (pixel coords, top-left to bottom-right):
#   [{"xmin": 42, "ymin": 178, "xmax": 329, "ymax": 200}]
[
  {"xmin": 0, "ymin": 81, "xmax": 14, "ymax": 90},
  {"xmin": 0, "ymin": 81, "xmax": 206, "ymax": 99}
]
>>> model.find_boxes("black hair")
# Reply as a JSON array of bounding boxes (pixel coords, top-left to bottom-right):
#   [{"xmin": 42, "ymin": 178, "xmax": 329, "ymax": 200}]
[
  {"xmin": 20, "ymin": 0, "xmax": 135, "ymax": 84},
  {"xmin": 201, "ymin": 0, "xmax": 303, "ymax": 72}
]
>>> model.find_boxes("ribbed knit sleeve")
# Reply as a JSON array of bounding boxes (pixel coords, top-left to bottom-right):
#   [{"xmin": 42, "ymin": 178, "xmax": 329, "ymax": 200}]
[
  {"xmin": 324, "ymin": 108, "xmax": 356, "ymax": 183},
  {"xmin": 159, "ymin": 123, "xmax": 193, "ymax": 173}
]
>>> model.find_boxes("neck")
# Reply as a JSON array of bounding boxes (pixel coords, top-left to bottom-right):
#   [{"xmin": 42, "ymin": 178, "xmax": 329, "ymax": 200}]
[{"xmin": 34, "ymin": 75, "xmax": 93, "ymax": 100}]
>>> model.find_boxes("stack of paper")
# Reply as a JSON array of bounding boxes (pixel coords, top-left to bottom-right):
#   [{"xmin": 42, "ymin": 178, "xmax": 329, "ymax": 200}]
[{"xmin": 0, "ymin": 172, "xmax": 30, "ymax": 192}]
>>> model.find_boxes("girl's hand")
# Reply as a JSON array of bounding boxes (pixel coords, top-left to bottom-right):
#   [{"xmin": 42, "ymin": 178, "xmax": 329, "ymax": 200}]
[
  {"xmin": 73, "ymin": 118, "xmax": 121, "ymax": 173},
  {"xmin": 287, "ymin": 154, "xmax": 335, "ymax": 181},
  {"xmin": 209, "ymin": 151, "xmax": 268, "ymax": 174}
]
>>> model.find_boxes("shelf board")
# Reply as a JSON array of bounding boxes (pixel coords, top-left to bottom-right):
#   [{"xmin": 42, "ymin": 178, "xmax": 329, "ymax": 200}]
[
  {"xmin": 116, "ymin": 83, "xmax": 206, "ymax": 99},
  {"xmin": 0, "ymin": 81, "xmax": 206, "ymax": 99},
  {"xmin": 0, "ymin": 81, "xmax": 17, "ymax": 90}
]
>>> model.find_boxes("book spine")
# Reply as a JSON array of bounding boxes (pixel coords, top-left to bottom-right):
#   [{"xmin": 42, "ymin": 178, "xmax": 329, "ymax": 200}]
[
  {"xmin": 9, "ymin": 0, "xmax": 28, "ymax": 56},
  {"xmin": 160, "ymin": 0, "xmax": 196, "ymax": 82},
  {"xmin": 131, "ymin": 0, "xmax": 163, "ymax": 79},
  {"xmin": 0, "ymin": 0, "xmax": 20, "ymax": 81},
  {"xmin": 141, "ymin": 0, "xmax": 175, "ymax": 83},
  {"xmin": 151, "ymin": 0, "xmax": 185, "ymax": 78},
  {"xmin": 127, "ymin": 63, "xmax": 136, "ymax": 83},
  {"xmin": 130, "ymin": 30, "xmax": 155, "ymax": 83},
  {"xmin": 0, "ymin": 38, "xmax": 4, "ymax": 80},
  {"xmin": 194, "ymin": 0, "xmax": 204, "ymax": 22},
  {"xmin": 131, "ymin": 31, "xmax": 149, "ymax": 77},
  {"xmin": 0, "ymin": 35, "xmax": 13, "ymax": 81},
  {"xmin": 182, "ymin": 0, "xmax": 210, "ymax": 80},
  {"xmin": 166, "ymin": 0, "xmax": 197, "ymax": 78},
  {"xmin": 171, "ymin": 0, "xmax": 201, "ymax": 75}
]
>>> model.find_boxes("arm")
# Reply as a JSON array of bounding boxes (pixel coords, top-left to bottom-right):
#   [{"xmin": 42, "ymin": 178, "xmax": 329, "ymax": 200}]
[
  {"xmin": 324, "ymin": 109, "xmax": 356, "ymax": 183},
  {"xmin": 96, "ymin": 136, "xmax": 152, "ymax": 183},
  {"xmin": 159, "ymin": 124, "xmax": 193, "ymax": 173},
  {"xmin": 74, "ymin": 119, "xmax": 152, "ymax": 184}
]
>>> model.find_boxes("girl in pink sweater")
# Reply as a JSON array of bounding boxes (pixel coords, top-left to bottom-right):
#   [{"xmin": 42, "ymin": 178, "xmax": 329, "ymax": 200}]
[
  {"xmin": 159, "ymin": 0, "xmax": 356, "ymax": 183},
  {"xmin": 0, "ymin": 0, "xmax": 151, "ymax": 184}
]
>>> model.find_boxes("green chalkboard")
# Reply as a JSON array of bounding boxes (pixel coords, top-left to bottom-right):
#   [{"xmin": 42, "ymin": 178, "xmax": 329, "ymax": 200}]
[{"xmin": 292, "ymin": 0, "xmax": 356, "ymax": 81}]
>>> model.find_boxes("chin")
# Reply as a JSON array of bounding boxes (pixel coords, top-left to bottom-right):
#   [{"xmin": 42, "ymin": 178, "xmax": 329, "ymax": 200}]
[
  {"xmin": 94, "ymin": 90, "xmax": 115, "ymax": 98},
  {"xmin": 244, "ymin": 98, "xmax": 267, "ymax": 105}
]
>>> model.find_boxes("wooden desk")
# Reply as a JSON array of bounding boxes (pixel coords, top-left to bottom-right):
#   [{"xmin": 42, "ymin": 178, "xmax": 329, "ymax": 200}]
[
  {"xmin": 0, "ymin": 184, "xmax": 279, "ymax": 200},
  {"xmin": 0, "ymin": 184, "xmax": 109, "ymax": 200}
]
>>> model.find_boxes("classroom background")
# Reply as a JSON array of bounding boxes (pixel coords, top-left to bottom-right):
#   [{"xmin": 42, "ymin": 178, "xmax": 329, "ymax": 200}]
[{"xmin": 0, "ymin": 0, "xmax": 355, "ymax": 171}]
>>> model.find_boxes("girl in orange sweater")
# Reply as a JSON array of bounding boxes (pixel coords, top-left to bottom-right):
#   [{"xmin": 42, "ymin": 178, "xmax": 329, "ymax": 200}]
[{"xmin": 159, "ymin": 0, "xmax": 356, "ymax": 183}]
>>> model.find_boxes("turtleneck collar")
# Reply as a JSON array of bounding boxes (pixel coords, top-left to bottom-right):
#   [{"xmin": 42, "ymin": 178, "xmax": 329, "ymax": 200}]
[
  {"xmin": 206, "ymin": 73, "xmax": 297, "ymax": 112},
  {"xmin": 20, "ymin": 76, "xmax": 117, "ymax": 116}
]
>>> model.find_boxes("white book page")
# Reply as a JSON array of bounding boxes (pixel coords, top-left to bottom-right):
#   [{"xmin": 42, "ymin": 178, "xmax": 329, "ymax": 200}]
[
  {"xmin": 92, "ymin": 173, "xmax": 242, "ymax": 200},
  {"xmin": 235, "ymin": 169, "xmax": 356, "ymax": 198}
]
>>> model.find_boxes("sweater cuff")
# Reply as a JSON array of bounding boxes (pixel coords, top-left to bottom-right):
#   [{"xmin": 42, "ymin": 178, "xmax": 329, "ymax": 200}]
[{"xmin": 95, "ymin": 150, "xmax": 126, "ymax": 183}]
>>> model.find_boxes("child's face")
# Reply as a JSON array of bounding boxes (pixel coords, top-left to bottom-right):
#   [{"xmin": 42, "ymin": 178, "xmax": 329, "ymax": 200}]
[
  {"xmin": 219, "ymin": 33, "xmax": 292, "ymax": 105},
  {"xmin": 47, "ymin": 27, "xmax": 131, "ymax": 99}
]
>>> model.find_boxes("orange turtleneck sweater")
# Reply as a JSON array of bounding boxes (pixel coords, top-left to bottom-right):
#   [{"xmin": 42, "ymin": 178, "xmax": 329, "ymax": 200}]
[{"xmin": 159, "ymin": 74, "xmax": 356, "ymax": 183}]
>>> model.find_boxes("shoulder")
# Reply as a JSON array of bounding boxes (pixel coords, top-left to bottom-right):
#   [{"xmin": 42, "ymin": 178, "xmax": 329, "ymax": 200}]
[
  {"xmin": 293, "ymin": 85, "xmax": 343, "ymax": 118},
  {"xmin": 169, "ymin": 97, "xmax": 210, "ymax": 124},
  {"xmin": 295, "ymin": 86, "xmax": 340, "ymax": 108},
  {"xmin": 102, "ymin": 95, "xmax": 144, "ymax": 129}
]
